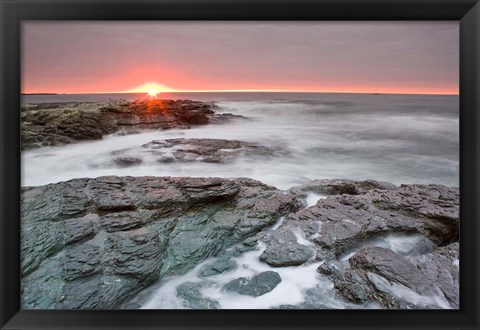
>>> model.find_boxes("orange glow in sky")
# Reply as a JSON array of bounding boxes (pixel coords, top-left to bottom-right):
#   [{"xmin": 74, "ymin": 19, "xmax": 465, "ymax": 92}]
[
  {"xmin": 22, "ymin": 22, "xmax": 459, "ymax": 95},
  {"xmin": 21, "ymin": 72, "xmax": 459, "ymax": 95},
  {"xmin": 125, "ymin": 83, "xmax": 178, "ymax": 94},
  {"xmin": 22, "ymin": 77, "xmax": 459, "ymax": 96},
  {"xmin": 117, "ymin": 82, "xmax": 457, "ymax": 95}
]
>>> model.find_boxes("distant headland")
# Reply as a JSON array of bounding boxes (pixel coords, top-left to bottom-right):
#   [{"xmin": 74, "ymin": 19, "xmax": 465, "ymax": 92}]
[{"xmin": 22, "ymin": 93, "xmax": 61, "ymax": 95}]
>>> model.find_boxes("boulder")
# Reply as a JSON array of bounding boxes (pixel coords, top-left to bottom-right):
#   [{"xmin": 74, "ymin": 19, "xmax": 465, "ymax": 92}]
[
  {"xmin": 223, "ymin": 271, "xmax": 282, "ymax": 297},
  {"xmin": 21, "ymin": 177, "xmax": 459, "ymax": 310},
  {"xmin": 101, "ymin": 138, "xmax": 289, "ymax": 167},
  {"xmin": 176, "ymin": 282, "xmax": 220, "ymax": 309},
  {"xmin": 284, "ymin": 183, "xmax": 459, "ymax": 259},
  {"xmin": 289, "ymin": 179, "xmax": 398, "ymax": 200},
  {"xmin": 21, "ymin": 176, "xmax": 301, "ymax": 309},
  {"xmin": 260, "ymin": 228, "xmax": 315, "ymax": 267},
  {"xmin": 198, "ymin": 257, "xmax": 237, "ymax": 277},
  {"xmin": 20, "ymin": 99, "xmax": 241, "ymax": 150},
  {"xmin": 272, "ymin": 179, "xmax": 459, "ymax": 309},
  {"xmin": 321, "ymin": 244, "xmax": 458, "ymax": 309}
]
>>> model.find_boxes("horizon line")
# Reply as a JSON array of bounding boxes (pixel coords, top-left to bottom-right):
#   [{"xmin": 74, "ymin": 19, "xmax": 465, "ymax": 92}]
[{"xmin": 22, "ymin": 89, "xmax": 459, "ymax": 96}]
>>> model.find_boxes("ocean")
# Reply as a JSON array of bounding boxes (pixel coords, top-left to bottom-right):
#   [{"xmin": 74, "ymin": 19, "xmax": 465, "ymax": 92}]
[
  {"xmin": 21, "ymin": 92, "xmax": 459, "ymax": 309},
  {"xmin": 21, "ymin": 92, "xmax": 459, "ymax": 189}
]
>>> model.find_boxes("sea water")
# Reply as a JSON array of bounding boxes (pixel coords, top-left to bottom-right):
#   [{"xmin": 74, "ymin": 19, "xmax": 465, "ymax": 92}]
[
  {"xmin": 21, "ymin": 92, "xmax": 459, "ymax": 189},
  {"xmin": 21, "ymin": 92, "xmax": 458, "ymax": 309}
]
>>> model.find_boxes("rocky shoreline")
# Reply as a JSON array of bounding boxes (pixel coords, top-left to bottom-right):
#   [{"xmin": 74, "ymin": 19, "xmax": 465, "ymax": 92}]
[
  {"xmin": 21, "ymin": 176, "xmax": 459, "ymax": 309},
  {"xmin": 21, "ymin": 99, "xmax": 245, "ymax": 150}
]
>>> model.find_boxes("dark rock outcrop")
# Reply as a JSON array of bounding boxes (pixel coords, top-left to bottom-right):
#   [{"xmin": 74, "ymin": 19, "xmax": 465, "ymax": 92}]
[
  {"xmin": 260, "ymin": 228, "xmax": 315, "ymax": 267},
  {"xmin": 279, "ymin": 183, "xmax": 459, "ymax": 260},
  {"xmin": 21, "ymin": 177, "xmax": 459, "ymax": 310},
  {"xmin": 289, "ymin": 179, "xmax": 398, "ymax": 202},
  {"xmin": 106, "ymin": 138, "xmax": 290, "ymax": 166},
  {"xmin": 21, "ymin": 99, "xmax": 246, "ymax": 150},
  {"xmin": 176, "ymin": 282, "xmax": 220, "ymax": 309},
  {"xmin": 323, "ymin": 244, "xmax": 459, "ymax": 309},
  {"xmin": 198, "ymin": 257, "xmax": 237, "ymax": 277},
  {"xmin": 223, "ymin": 271, "xmax": 282, "ymax": 297},
  {"xmin": 21, "ymin": 176, "xmax": 301, "ymax": 309},
  {"xmin": 260, "ymin": 179, "xmax": 459, "ymax": 309}
]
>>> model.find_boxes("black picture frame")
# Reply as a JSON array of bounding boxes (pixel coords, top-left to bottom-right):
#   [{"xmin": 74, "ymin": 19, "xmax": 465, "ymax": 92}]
[{"xmin": 1, "ymin": 0, "xmax": 479, "ymax": 329}]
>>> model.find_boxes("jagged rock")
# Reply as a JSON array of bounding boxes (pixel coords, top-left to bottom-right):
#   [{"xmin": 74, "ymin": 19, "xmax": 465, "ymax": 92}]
[
  {"xmin": 260, "ymin": 228, "xmax": 315, "ymax": 267},
  {"xmin": 350, "ymin": 247, "xmax": 430, "ymax": 292},
  {"xmin": 316, "ymin": 260, "xmax": 347, "ymax": 277},
  {"xmin": 274, "ymin": 286, "xmax": 341, "ymax": 310},
  {"xmin": 113, "ymin": 156, "xmax": 143, "ymax": 167},
  {"xmin": 64, "ymin": 214, "xmax": 98, "ymax": 245},
  {"xmin": 64, "ymin": 244, "xmax": 102, "ymax": 281},
  {"xmin": 208, "ymin": 113, "xmax": 249, "ymax": 124},
  {"xmin": 272, "ymin": 179, "xmax": 459, "ymax": 309},
  {"xmin": 21, "ymin": 177, "xmax": 459, "ymax": 310},
  {"xmin": 322, "ymin": 244, "xmax": 458, "ymax": 309},
  {"xmin": 284, "ymin": 183, "xmax": 458, "ymax": 259},
  {"xmin": 100, "ymin": 211, "xmax": 143, "ymax": 232},
  {"xmin": 102, "ymin": 138, "xmax": 289, "ymax": 167},
  {"xmin": 223, "ymin": 271, "xmax": 282, "ymax": 297},
  {"xmin": 176, "ymin": 282, "xmax": 220, "ymax": 309},
  {"xmin": 289, "ymin": 179, "xmax": 398, "ymax": 200},
  {"xmin": 21, "ymin": 99, "xmax": 240, "ymax": 150},
  {"xmin": 408, "ymin": 243, "xmax": 459, "ymax": 308},
  {"xmin": 198, "ymin": 257, "xmax": 237, "ymax": 277},
  {"xmin": 21, "ymin": 176, "xmax": 301, "ymax": 309}
]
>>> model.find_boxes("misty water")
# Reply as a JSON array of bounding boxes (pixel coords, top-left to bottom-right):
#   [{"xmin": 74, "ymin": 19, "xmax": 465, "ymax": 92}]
[
  {"xmin": 22, "ymin": 92, "xmax": 459, "ymax": 188},
  {"xmin": 21, "ymin": 92, "xmax": 458, "ymax": 309},
  {"xmin": 124, "ymin": 233, "xmax": 448, "ymax": 310}
]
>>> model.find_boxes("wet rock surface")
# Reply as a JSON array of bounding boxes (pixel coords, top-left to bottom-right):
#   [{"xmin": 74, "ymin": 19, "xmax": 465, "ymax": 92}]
[
  {"xmin": 21, "ymin": 176, "xmax": 301, "ymax": 309},
  {"xmin": 176, "ymin": 282, "xmax": 220, "ymax": 309},
  {"xmin": 21, "ymin": 178, "xmax": 459, "ymax": 309},
  {"xmin": 280, "ymin": 183, "xmax": 459, "ymax": 260},
  {"xmin": 108, "ymin": 138, "xmax": 289, "ymax": 166},
  {"xmin": 223, "ymin": 271, "xmax": 282, "ymax": 297},
  {"xmin": 321, "ymin": 243, "xmax": 459, "ymax": 309},
  {"xmin": 21, "ymin": 99, "xmax": 246, "ymax": 150},
  {"xmin": 198, "ymin": 257, "xmax": 238, "ymax": 277},
  {"xmin": 289, "ymin": 179, "xmax": 398, "ymax": 200},
  {"xmin": 261, "ymin": 180, "xmax": 459, "ymax": 309},
  {"xmin": 260, "ymin": 228, "xmax": 315, "ymax": 267}
]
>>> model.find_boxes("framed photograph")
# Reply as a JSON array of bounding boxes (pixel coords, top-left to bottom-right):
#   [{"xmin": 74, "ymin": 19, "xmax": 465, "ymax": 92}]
[{"xmin": 1, "ymin": 0, "xmax": 479, "ymax": 329}]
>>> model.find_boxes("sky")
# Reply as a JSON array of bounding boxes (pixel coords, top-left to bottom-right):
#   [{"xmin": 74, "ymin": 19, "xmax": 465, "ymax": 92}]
[{"xmin": 22, "ymin": 21, "xmax": 459, "ymax": 95}]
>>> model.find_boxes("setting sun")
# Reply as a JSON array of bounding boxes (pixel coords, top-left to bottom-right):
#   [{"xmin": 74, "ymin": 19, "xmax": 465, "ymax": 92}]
[
  {"xmin": 147, "ymin": 89, "xmax": 159, "ymax": 97},
  {"xmin": 123, "ymin": 82, "xmax": 177, "ymax": 96}
]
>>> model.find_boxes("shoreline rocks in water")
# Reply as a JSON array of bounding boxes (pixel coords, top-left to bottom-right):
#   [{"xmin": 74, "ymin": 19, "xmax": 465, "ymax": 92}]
[
  {"xmin": 21, "ymin": 99, "xmax": 247, "ymax": 150},
  {"xmin": 21, "ymin": 176, "xmax": 301, "ymax": 309},
  {"xmin": 260, "ymin": 180, "xmax": 459, "ymax": 309},
  {"xmin": 108, "ymin": 138, "xmax": 290, "ymax": 166},
  {"xmin": 20, "ymin": 177, "xmax": 459, "ymax": 309},
  {"xmin": 223, "ymin": 271, "xmax": 282, "ymax": 297}
]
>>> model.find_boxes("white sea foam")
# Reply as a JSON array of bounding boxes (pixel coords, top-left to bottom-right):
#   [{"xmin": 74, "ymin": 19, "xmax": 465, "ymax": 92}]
[
  {"xmin": 137, "ymin": 243, "xmax": 324, "ymax": 309},
  {"xmin": 22, "ymin": 95, "xmax": 459, "ymax": 189},
  {"xmin": 309, "ymin": 221, "xmax": 323, "ymax": 239},
  {"xmin": 271, "ymin": 216, "xmax": 286, "ymax": 231},
  {"xmin": 305, "ymin": 192, "xmax": 328, "ymax": 207},
  {"xmin": 22, "ymin": 93, "xmax": 459, "ymax": 309},
  {"xmin": 291, "ymin": 227, "xmax": 315, "ymax": 247},
  {"xmin": 366, "ymin": 273, "xmax": 452, "ymax": 309},
  {"xmin": 340, "ymin": 233, "xmax": 437, "ymax": 261}
]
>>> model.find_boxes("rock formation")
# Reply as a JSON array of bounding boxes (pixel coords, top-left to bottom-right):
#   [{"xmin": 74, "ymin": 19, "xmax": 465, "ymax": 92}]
[
  {"xmin": 261, "ymin": 180, "xmax": 459, "ymax": 309},
  {"xmin": 21, "ymin": 176, "xmax": 300, "ymax": 309},
  {"xmin": 107, "ymin": 138, "xmax": 290, "ymax": 166},
  {"xmin": 21, "ymin": 177, "xmax": 459, "ymax": 309},
  {"xmin": 21, "ymin": 99, "xmax": 246, "ymax": 150}
]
